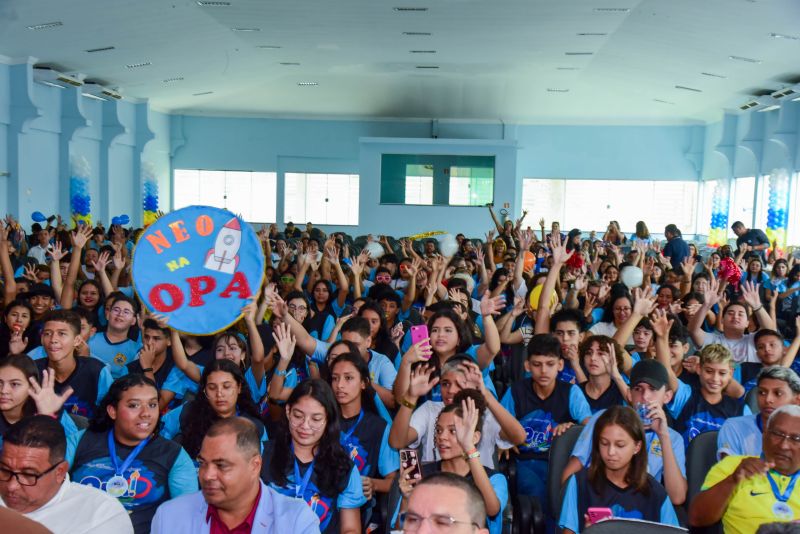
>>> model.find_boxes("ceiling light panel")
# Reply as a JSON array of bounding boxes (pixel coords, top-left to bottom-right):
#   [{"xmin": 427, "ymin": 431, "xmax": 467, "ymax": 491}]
[
  {"xmin": 126, "ymin": 62, "xmax": 152, "ymax": 69},
  {"xmin": 86, "ymin": 46, "xmax": 115, "ymax": 53},
  {"xmin": 197, "ymin": 1, "xmax": 231, "ymax": 5},
  {"xmin": 394, "ymin": 7, "xmax": 429, "ymax": 12},
  {"xmin": 701, "ymin": 72, "xmax": 726, "ymax": 78},
  {"xmin": 403, "ymin": 31, "xmax": 432, "ymax": 36},
  {"xmin": 232, "ymin": 27, "xmax": 260, "ymax": 32},
  {"xmin": 27, "ymin": 21, "xmax": 63, "ymax": 30},
  {"xmin": 297, "ymin": 82, "xmax": 318, "ymax": 86},
  {"xmin": 593, "ymin": 7, "xmax": 630, "ymax": 13},
  {"xmin": 163, "ymin": 77, "xmax": 184, "ymax": 83},
  {"xmin": 729, "ymin": 55, "xmax": 761, "ymax": 63},
  {"xmin": 675, "ymin": 85, "xmax": 702, "ymax": 92},
  {"xmin": 770, "ymin": 32, "xmax": 800, "ymax": 41}
]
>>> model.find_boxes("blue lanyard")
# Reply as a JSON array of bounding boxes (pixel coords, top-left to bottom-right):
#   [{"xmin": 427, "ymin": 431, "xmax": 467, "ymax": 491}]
[
  {"xmin": 340, "ymin": 410, "xmax": 364, "ymax": 445},
  {"xmin": 766, "ymin": 469, "xmax": 800, "ymax": 503},
  {"xmin": 292, "ymin": 448, "xmax": 316, "ymax": 499},
  {"xmin": 107, "ymin": 431, "xmax": 150, "ymax": 476}
]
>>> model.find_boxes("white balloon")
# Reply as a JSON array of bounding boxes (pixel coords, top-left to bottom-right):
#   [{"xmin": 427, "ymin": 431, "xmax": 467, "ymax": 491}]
[
  {"xmin": 620, "ymin": 266, "xmax": 644, "ymax": 289},
  {"xmin": 438, "ymin": 234, "xmax": 459, "ymax": 258},
  {"xmin": 363, "ymin": 241, "xmax": 384, "ymax": 259},
  {"xmin": 70, "ymin": 155, "xmax": 91, "ymax": 179},
  {"xmin": 141, "ymin": 161, "xmax": 157, "ymax": 182}
]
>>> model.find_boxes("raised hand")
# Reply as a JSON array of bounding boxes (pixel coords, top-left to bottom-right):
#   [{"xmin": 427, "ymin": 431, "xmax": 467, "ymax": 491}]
[
  {"xmin": 510, "ymin": 295, "xmax": 525, "ymax": 318},
  {"xmin": 91, "ymin": 251, "xmax": 111, "ymax": 273},
  {"xmin": 8, "ymin": 330, "xmax": 29, "ymax": 354},
  {"xmin": 22, "ymin": 264, "xmax": 38, "ymax": 283},
  {"xmin": 272, "ymin": 322, "xmax": 296, "ymax": 361},
  {"xmin": 264, "ymin": 285, "xmax": 287, "ymax": 318},
  {"xmin": 597, "ymin": 282, "xmax": 611, "ymax": 304},
  {"xmin": 390, "ymin": 322, "xmax": 405, "ymax": 345},
  {"xmin": 485, "ymin": 229, "xmax": 495, "ymax": 244},
  {"xmin": 28, "ymin": 369, "xmax": 73, "ymax": 416},
  {"xmin": 454, "ymin": 396, "xmax": 480, "ymax": 451},
  {"xmin": 241, "ymin": 299, "xmax": 258, "ymax": 323},
  {"xmin": 650, "ymin": 308, "xmax": 673, "ymax": 339},
  {"xmin": 407, "ymin": 363, "xmax": 438, "ymax": 399},
  {"xmin": 740, "ymin": 280, "xmax": 763, "ymax": 310},
  {"xmin": 138, "ymin": 342, "xmax": 157, "ymax": 370},
  {"xmin": 403, "ymin": 338, "xmax": 433, "ymax": 365},
  {"xmin": 47, "ymin": 241, "xmax": 67, "ymax": 262},
  {"xmin": 479, "ymin": 291, "xmax": 506, "ymax": 317},
  {"xmin": 71, "ymin": 224, "xmax": 92, "ymax": 249},
  {"xmin": 459, "ymin": 361, "xmax": 486, "ymax": 393}
]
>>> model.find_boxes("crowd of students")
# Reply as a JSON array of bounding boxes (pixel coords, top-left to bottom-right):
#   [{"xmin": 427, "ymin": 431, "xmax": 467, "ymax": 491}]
[{"xmin": 0, "ymin": 209, "xmax": 799, "ymax": 534}]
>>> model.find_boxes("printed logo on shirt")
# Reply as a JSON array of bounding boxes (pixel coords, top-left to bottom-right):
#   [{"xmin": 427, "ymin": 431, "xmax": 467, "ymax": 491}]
[
  {"xmin": 649, "ymin": 437, "xmax": 663, "ymax": 457},
  {"xmin": 611, "ymin": 504, "xmax": 644, "ymax": 520},
  {"xmin": 65, "ymin": 396, "xmax": 94, "ymax": 419},
  {"xmin": 519, "ymin": 409, "xmax": 555, "ymax": 453},
  {"xmin": 113, "ymin": 353, "xmax": 128, "ymax": 366},
  {"xmin": 684, "ymin": 411, "xmax": 725, "ymax": 444},
  {"xmin": 73, "ymin": 458, "xmax": 164, "ymax": 509},
  {"xmin": 342, "ymin": 436, "xmax": 371, "ymax": 475},
  {"xmin": 272, "ymin": 481, "xmax": 335, "ymax": 530}
]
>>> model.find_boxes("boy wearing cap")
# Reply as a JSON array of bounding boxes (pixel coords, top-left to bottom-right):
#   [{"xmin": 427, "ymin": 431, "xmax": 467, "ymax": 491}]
[{"xmin": 562, "ymin": 359, "xmax": 688, "ymax": 505}]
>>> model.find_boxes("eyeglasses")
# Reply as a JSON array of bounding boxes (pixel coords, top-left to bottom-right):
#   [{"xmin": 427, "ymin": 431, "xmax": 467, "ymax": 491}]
[
  {"xmin": 400, "ymin": 512, "xmax": 480, "ymax": 532},
  {"xmin": 280, "ymin": 276, "xmax": 296, "ymax": 283},
  {"xmin": 288, "ymin": 411, "xmax": 326, "ymax": 431},
  {"xmin": 110, "ymin": 307, "xmax": 134, "ymax": 317},
  {"xmin": 375, "ymin": 276, "xmax": 392, "ymax": 283},
  {"xmin": 288, "ymin": 304, "xmax": 308, "ymax": 313},
  {"xmin": 0, "ymin": 461, "xmax": 63, "ymax": 486},
  {"xmin": 768, "ymin": 429, "xmax": 800, "ymax": 445}
]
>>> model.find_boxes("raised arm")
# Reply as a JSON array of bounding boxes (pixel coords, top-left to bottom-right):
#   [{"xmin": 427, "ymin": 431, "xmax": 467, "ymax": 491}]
[
  {"xmin": 613, "ymin": 288, "xmax": 657, "ymax": 351},
  {"xmin": 47, "ymin": 242, "xmax": 67, "ymax": 304},
  {"xmin": 651, "ymin": 309, "xmax": 679, "ymax": 393},
  {"xmin": 388, "ymin": 363, "xmax": 437, "ymax": 449},
  {"xmin": 264, "ymin": 285, "xmax": 317, "ymax": 356},
  {"xmin": 689, "ymin": 277, "xmax": 722, "ymax": 347},
  {"xmin": 401, "ymin": 258, "xmax": 421, "ymax": 313},
  {"xmin": 475, "ymin": 292, "xmax": 504, "ymax": 369},
  {"xmin": 740, "ymin": 280, "xmax": 776, "ymax": 331},
  {"xmin": 535, "ymin": 233, "xmax": 572, "ymax": 334},
  {"xmin": 267, "ymin": 322, "xmax": 297, "ymax": 402},
  {"xmin": 513, "ymin": 229, "xmax": 534, "ymax": 291},
  {"xmin": 487, "ymin": 204, "xmax": 504, "ymax": 234},
  {"xmin": 455, "ymin": 397, "xmax": 501, "ymax": 516},
  {"xmin": 61, "ymin": 225, "xmax": 92, "ymax": 309},
  {"xmin": 325, "ymin": 244, "xmax": 350, "ymax": 309},
  {"xmin": 242, "ymin": 300, "xmax": 265, "ymax": 386},
  {"xmin": 90, "ymin": 251, "xmax": 115, "ymax": 298},
  {"xmin": 0, "ymin": 223, "xmax": 18, "ymax": 306}
]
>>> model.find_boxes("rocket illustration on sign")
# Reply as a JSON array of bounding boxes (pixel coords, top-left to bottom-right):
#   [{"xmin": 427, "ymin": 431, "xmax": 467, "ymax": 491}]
[{"xmin": 204, "ymin": 217, "xmax": 242, "ymax": 274}]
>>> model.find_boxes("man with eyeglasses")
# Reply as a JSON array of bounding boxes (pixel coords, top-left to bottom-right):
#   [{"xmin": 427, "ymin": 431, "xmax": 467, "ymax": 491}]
[
  {"xmin": 401, "ymin": 472, "xmax": 489, "ymax": 534},
  {"xmin": 88, "ymin": 294, "xmax": 142, "ymax": 379},
  {"xmin": 690, "ymin": 404, "xmax": 800, "ymax": 533},
  {"xmin": 0, "ymin": 415, "xmax": 133, "ymax": 533}
]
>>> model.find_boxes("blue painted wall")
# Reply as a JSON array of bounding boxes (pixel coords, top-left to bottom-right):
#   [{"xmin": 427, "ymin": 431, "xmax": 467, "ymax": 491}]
[{"xmin": 3, "ymin": 58, "xmax": 800, "ymax": 239}]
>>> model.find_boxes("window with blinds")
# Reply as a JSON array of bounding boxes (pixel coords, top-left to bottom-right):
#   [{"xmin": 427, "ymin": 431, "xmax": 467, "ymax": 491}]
[
  {"xmin": 284, "ymin": 173, "xmax": 360, "ymax": 225},
  {"xmin": 173, "ymin": 169, "xmax": 277, "ymax": 223}
]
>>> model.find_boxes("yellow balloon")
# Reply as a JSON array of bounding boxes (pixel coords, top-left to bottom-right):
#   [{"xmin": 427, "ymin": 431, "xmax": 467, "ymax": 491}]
[{"xmin": 529, "ymin": 283, "xmax": 558, "ymax": 311}]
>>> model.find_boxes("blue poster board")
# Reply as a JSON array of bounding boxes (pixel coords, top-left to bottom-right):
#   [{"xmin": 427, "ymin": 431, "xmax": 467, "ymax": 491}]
[{"xmin": 132, "ymin": 206, "xmax": 265, "ymax": 335}]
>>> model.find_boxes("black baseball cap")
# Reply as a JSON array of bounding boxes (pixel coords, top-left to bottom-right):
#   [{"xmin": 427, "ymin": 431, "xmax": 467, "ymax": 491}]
[
  {"xmin": 630, "ymin": 359, "xmax": 669, "ymax": 390},
  {"xmin": 25, "ymin": 283, "xmax": 56, "ymax": 300}
]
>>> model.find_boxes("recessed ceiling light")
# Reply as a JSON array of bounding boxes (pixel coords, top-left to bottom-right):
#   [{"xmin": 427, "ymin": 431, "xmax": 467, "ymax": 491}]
[
  {"xmin": 565, "ymin": 52, "xmax": 594, "ymax": 55},
  {"xmin": 394, "ymin": 7, "xmax": 429, "ymax": 12},
  {"xmin": 280, "ymin": 62, "xmax": 300, "ymax": 66},
  {"xmin": 163, "ymin": 77, "xmax": 184, "ymax": 83},
  {"xmin": 81, "ymin": 93, "xmax": 107, "ymax": 101},
  {"xmin": 770, "ymin": 32, "xmax": 800, "ymax": 41},
  {"xmin": 675, "ymin": 85, "xmax": 702, "ymax": 92},
  {"xmin": 557, "ymin": 67, "xmax": 581, "ymax": 70},
  {"xmin": 193, "ymin": 91, "xmax": 214, "ymax": 96},
  {"xmin": 416, "ymin": 65, "xmax": 439, "ymax": 69},
  {"xmin": 297, "ymin": 82, "xmax": 318, "ymax": 86},
  {"xmin": 701, "ymin": 72, "xmax": 727, "ymax": 78},
  {"xmin": 729, "ymin": 55, "xmax": 761, "ymax": 63},
  {"xmin": 593, "ymin": 7, "xmax": 630, "ymax": 12},
  {"xmin": 653, "ymin": 99, "xmax": 676, "ymax": 105},
  {"xmin": 403, "ymin": 31, "xmax": 432, "ymax": 36},
  {"xmin": 577, "ymin": 32, "xmax": 608, "ymax": 36},
  {"xmin": 410, "ymin": 50, "xmax": 436, "ymax": 53},
  {"xmin": 232, "ymin": 27, "xmax": 260, "ymax": 32},
  {"xmin": 27, "ymin": 21, "xmax": 63, "ymax": 30},
  {"xmin": 547, "ymin": 88, "xmax": 570, "ymax": 93},
  {"xmin": 126, "ymin": 61, "xmax": 152, "ymax": 69},
  {"xmin": 85, "ymin": 46, "xmax": 115, "ymax": 53},
  {"xmin": 256, "ymin": 45, "xmax": 282, "ymax": 49},
  {"xmin": 39, "ymin": 80, "xmax": 67, "ymax": 89},
  {"xmin": 197, "ymin": 1, "xmax": 231, "ymax": 6}
]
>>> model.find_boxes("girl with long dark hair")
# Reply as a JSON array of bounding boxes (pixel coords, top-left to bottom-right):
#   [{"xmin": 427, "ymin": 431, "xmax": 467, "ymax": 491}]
[
  {"xmin": 69, "ymin": 374, "xmax": 198, "ymax": 534},
  {"xmin": 558, "ymin": 405, "xmax": 678, "ymax": 533},
  {"xmin": 260, "ymin": 379, "xmax": 365, "ymax": 533},
  {"xmin": 329, "ymin": 352, "xmax": 398, "ymax": 530},
  {"xmin": 160, "ymin": 359, "xmax": 267, "ymax": 459},
  {"xmin": 0, "ymin": 299, "xmax": 34, "ymax": 359}
]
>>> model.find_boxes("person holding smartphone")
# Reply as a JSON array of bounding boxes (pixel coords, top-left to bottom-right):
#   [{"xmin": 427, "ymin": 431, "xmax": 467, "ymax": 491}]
[{"xmin": 559, "ymin": 406, "xmax": 679, "ymax": 533}]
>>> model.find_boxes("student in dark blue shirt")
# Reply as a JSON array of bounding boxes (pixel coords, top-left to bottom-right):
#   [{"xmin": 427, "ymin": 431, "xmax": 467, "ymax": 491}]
[
  {"xmin": 559, "ymin": 405, "xmax": 679, "ymax": 533},
  {"xmin": 662, "ymin": 224, "xmax": 689, "ymax": 272},
  {"xmin": 500, "ymin": 334, "xmax": 591, "ymax": 511}
]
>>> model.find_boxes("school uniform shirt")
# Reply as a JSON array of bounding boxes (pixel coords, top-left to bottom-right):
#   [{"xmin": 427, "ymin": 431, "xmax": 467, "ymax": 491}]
[
  {"xmin": 150, "ymin": 481, "xmax": 321, "ymax": 534},
  {"xmin": 500, "ymin": 379, "xmax": 591, "ymax": 460},
  {"xmin": 67, "ymin": 430, "xmax": 199, "ymax": 534},
  {"xmin": 120, "ymin": 352, "xmax": 176, "ymax": 391},
  {"xmin": 701, "ymin": 455, "xmax": 800, "ymax": 534},
  {"xmin": 570, "ymin": 409, "xmax": 686, "ymax": 482},
  {"xmin": 260, "ymin": 441, "xmax": 367, "ymax": 534},
  {"xmin": 559, "ymin": 469, "xmax": 679, "ymax": 533},
  {"xmin": 35, "ymin": 356, "xmax": 114, "ymax": 418},
  {"xmin": 701, "ymin": 331, "xmax": 758, "ymax": 364},
  {"xmin": 667, "ymin": 381, "xmax": 749, "ymax": 447},
  {"xmin": 408, "ymin": 400, "xmax": 514, "ymax": 469},
  {"xmin": 579, "ymin": 381, "xmax": 626, "ymax": 414},
  {"xmin": 88, "ymin": 332, "xmax": 142, "ymax": 379},
  {"xmin": 160, "ymin": 349, "xmax": 215, "ymax": 405},
  {"xmin": 0, "ymin": 473, "xmax": 134, "ymax": 534},
  {"xmin": 159, "ymin": 402, "xmax": 269, "ymax": 452},
  {"xmin": 716, "ymin": 413, "xmax": 763, "ymax": 459},
  {"xmin": 339, "ymin": 410, "xmax": 399, "ymax": 480}
]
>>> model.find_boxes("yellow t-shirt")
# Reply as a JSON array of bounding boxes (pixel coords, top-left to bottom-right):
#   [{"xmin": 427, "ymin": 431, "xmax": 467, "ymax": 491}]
[{"xmin": 701, "ymin": 455, "xmax": 800, "ymax": 534}]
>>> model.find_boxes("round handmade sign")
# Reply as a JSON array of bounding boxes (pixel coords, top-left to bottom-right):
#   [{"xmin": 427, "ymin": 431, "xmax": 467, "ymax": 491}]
[{"xmin": 132, "ymin": 206, "xmax": 264, "ymax": 335}]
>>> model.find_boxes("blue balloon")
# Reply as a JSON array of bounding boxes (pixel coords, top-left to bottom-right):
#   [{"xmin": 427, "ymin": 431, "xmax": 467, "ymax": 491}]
[
  {"xmin": 31, "ymin": 211, "xmax": 47, "ymax": 222},
  {"xmin": 118, "ymin": 215, "xmax": 130, "ymax": 225}
]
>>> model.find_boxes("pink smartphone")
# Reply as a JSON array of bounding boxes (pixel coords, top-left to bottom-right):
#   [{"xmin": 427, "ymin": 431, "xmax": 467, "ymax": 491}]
[
  {"xmin": 587, "ymin": 507, "xmax": 613, "ymax": 525},
  {"xmin": 400, "ymin": 449, "xmax": 423, "ymax": 481},
  {"xmin": 410, "ymin": 325, "xmax": 430, "ymax": 356}
]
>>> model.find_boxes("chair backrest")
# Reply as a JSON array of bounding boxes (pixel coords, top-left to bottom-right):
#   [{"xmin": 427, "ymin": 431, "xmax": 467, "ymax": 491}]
[
  {"xmin": 744, "ymin": 387, "xmax": 759, "ymax": 415},
  {"xmin": 686, "ymin": 431, "xmax": 719, "ymax": 502},
  {"xmin": 68, "ymin": 413, "xmax": 89, "ymax": 429},
  {"xmin": 585, "ymin": 519, "xmax": 687, "ymax": 533},
  {"xmin": 547, "ymin": 424, "xmax": 585, "ymax": 518}
]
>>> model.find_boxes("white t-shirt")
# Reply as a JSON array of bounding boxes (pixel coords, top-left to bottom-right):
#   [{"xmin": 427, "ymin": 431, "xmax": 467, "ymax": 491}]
[
  {"xmin": 408, "ymin": 400, "xmax": 513, "ymax": 469},
  {"xmin": 702, "ymin": 330, "xmax": 758, "ymax": 363},
  {"xmin": 589, "ymin": 321, "xmax": 633, "ymax": 345},
  {"xmin": 0, "ymin": 474, "xmax": 133, "ymax": 534}
]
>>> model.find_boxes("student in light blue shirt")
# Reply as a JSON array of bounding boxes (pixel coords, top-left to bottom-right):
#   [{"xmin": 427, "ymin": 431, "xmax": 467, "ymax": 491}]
[
  {"xmin": 88, "ymin": 294, "xmax": 141, "ymax": 379},
  {"xmin": 717, "ymin": 365, "xmax": 800, "ymax": 459},
  {"xmin": 563, "ymin": 359, "xmax": 688, "ymax": 506}
]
